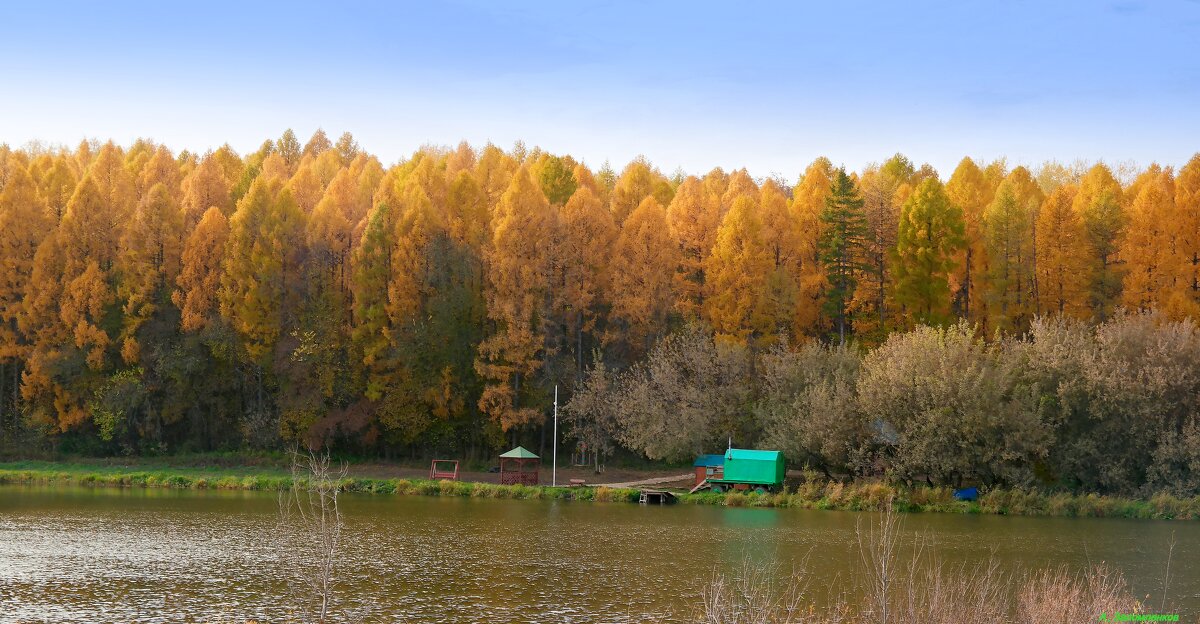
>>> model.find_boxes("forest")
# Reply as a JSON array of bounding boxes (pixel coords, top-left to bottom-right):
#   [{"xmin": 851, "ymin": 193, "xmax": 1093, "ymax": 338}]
[{"xmin": 0, "ymin": 130, "xmax": 1197, "ymax": 495}]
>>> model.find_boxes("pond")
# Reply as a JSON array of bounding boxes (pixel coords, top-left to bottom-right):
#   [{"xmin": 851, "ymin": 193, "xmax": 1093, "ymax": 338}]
[{"xmin": 0, "ymin": 485, "xmax": 1196, "ymax": 622}]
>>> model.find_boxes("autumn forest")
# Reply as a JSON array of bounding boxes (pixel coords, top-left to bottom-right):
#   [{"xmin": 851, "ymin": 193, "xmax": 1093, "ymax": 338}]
[{"xmin": 1, "ymin": 130, "xmax": 1198, "ymax": 495}]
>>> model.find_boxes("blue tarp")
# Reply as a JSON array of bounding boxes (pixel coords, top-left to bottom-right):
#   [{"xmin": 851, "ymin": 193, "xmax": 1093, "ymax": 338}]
[
  {"xmin": 954, "ymin": 487, "xmax": 979, "ymax": 501},
  {"xmin": 693, "ymin": 454, "xmax": 725, "ymax": 468}
]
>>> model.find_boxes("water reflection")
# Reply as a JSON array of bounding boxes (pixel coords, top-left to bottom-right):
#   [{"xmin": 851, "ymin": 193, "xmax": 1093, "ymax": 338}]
[{"xmin": 0, "ymin": 486, "xmax": 1195, "ymax": 622}]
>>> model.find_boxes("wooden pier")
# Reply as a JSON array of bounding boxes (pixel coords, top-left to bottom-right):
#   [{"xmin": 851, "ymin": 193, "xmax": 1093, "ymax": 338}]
[{"xmin": 638, "ymin": 490, "xmax": 677, "ymax": 505}]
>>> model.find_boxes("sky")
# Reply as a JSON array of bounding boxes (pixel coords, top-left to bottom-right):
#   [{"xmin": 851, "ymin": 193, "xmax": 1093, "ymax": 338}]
[{"xmin": 1, "ymin": 0, "xmax": 1198, "ymax": 179}]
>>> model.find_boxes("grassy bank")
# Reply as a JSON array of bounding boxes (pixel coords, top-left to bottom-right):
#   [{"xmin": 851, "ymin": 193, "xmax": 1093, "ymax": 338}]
[
  {"xmin": 0, "ymin": 460, "xmax": 643, "ymax": 503},
  {"xmin": 3, "ymin": 460, "xmax": 1199, "ymax": 519},
  {"xmin": 676, "ymin": 480, "xmax": 1200, "ymax": 520}
]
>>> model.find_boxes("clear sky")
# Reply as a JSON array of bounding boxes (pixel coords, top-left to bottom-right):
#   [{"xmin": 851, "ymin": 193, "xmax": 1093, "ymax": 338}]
[{"xmin": 1, "ymin": 1, "xmax": 1197, "ymax": 179}]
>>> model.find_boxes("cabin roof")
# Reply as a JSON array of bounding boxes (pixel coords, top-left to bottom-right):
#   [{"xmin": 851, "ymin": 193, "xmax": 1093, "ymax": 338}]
[
  {"xmin": 725, "ymin": 448, "xmax": 782, "ymax": 462},
  {"xmin": 499, "ymin": 446, "xmax": 540, "ymax": 459}
]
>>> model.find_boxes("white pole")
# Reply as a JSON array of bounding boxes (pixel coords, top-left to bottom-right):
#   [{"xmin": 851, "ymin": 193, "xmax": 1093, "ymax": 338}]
[{"xmin": 552, "ymin": 384, "xmax": 559, "ymax": 487}]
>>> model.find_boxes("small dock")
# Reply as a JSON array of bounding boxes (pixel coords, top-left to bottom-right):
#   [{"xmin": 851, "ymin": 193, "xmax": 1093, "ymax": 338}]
[{"xmin": 638, "ymin": 490, "xmax": 677, "ymax": 505}]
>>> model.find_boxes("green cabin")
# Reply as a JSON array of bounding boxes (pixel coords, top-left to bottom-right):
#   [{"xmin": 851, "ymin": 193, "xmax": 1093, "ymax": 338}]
[{"xmin": 706, "ymin": 448, "xmax": 785, "ymax": 492}]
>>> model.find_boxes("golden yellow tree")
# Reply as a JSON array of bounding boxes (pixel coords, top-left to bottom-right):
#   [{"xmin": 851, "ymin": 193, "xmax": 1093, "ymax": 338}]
[
  {"xmin": 982, "ymin": 167, "xmax": 1042, "ymax": 332},
  {"xmin": 136, "ymin": 146, "xmax": 181, "ymax": 202},
  {"xmin": 219, "ymin": 177, "xmax": 306, "ymax": 363},
  {"xmin": 1073, "ymin": 163, "xmax": 1127, "ymax": 318},
  {"xmin": 558, "ymin": 185, "xmax": 616, "ymax": 376},
  {"xmin": 790, "ymin": 158, "xmax": 834, "ymax": 336},
  {"xmin": 610, "ymin": 158, "xmax": 672, "ymax": 223},
  {"xmin": 609, "ymin": 196, "xmax": 677, "ymax": 357},
  {"xmin": 181, "ymin": 152, "xmax": 234, "ymax": 229},
  {"xmin": 666, "ymin": 177, "xmax": 722, "ymax": 319},
  {"xmin": 758, "ymin": 179, "xmax": 799, "ymax": 340},
  {"xmin": 38, "ymin": 157, "xmax": 78, "ymax": 222},
  {"xmin": 475, "ymin": 168, "xmax": 556, "ymax": 429},
  {"xmin": 0, "ymin": 163, "xmax": 51, "ymax": 362},
  {"xmin": 720, "ymin": 168, "xmax": 759, "ymax": 214},
  {"xmin": 945, "ymin": 157, "xmax": 994, "ymax": 325},
  {"xmin": 173, "ymin": 207, "xmax": 230, "ymax": 331},
  {"xmin": 86, "ymin": 142, "xmax": 136, "ymax": 225},
  {"xmin": 118, "ymin": 182, "xmax": 184, "ymax": 361},
  {"xmin": 308, "ymin": 169, "xmax": 358, "ymax": 295},
  {"xmin": 287, "ymin": 155, "xmax": 325, "ymax": 215},
  {"xmin": 1035, "ymin": 185, "xmax": 1090, "ymax": 317},
  {"xmin": 1173, "ymin": 154, "xmax": 1200, "ymax": 316},
  {"xmin": 474, "ymin": 144, "xmax": 518, "ymax": 207},
  {"xmin": 1120, "ymin": 166, "xmax": 1178, "ymax": 312},
  {"xmin": 704, "ymin": 195, "xmax": 774, "ymax": 344}
]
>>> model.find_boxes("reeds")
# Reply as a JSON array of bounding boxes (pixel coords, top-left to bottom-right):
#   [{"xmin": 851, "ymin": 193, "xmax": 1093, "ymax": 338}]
[{"xmin": 692, "ymin": 501, "xmax": 1150, "ymax": 623}]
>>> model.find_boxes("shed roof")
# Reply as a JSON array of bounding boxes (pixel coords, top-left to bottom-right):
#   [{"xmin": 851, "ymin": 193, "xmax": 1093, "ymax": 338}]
[
  {"xmin": 725, "ymin": 448, "xmax": 783, "ymax": 462},
  {"xmin": 694, "ymin": 454, "xmax": 726, "ymax": 467},
  {"xmin": 500, "ymin": 446, "xmax": 540, "ymax": 459}
]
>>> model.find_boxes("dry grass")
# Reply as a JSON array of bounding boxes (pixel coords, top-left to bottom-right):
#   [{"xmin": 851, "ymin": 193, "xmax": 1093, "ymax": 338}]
[{"xmin": 691, "ymin": 498, "xmax": 1150, "ymax": 624}]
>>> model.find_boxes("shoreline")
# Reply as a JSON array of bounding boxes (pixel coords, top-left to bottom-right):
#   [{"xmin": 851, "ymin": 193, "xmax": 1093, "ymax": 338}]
[{"xmin": 2, "ymin": 461, "xmax": 1198, "ymax": 520}]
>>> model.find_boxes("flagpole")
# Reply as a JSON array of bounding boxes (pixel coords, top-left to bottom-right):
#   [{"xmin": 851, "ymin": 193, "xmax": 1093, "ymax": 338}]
[{"xmin": 552, "ymin": 384, "xmax": 558, "ymax": 487}]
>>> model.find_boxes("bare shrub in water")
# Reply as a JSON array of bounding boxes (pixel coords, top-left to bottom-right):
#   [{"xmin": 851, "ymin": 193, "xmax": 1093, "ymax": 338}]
[
  {"xmin": 276, "ymin": 450, "xmax": 347, "ymax": 624},
  {"xmin": 693, "ymin": 500, "xmax": 1147, "ymax": 623},
  {"xmin": 1016, "ymin": 564, "xmax": 1142, "ymax": 623}
]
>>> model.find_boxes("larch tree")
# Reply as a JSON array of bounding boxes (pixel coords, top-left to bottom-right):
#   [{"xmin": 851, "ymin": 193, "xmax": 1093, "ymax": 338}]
[
  {"xmin": 303, "ymin": 129, "xmax": 332, "ymax": 157},
  {"xmin": 446, "ymin": 170, "xmax": 489, "ymax": 253},
  {"xmin": 37, "ymin": 157, "xmax": 78, "ymax": 223},
  {"xmin": 790, "ymin": 158, "xmax": 834, "ymax": 337},
  {"xmin": 446, "ymin": 141, "xmax": 477, "ymax": 179},
  {"xmin": 704, "ymin": 195, "xmax": 774, "ymax": 345},
  {"xmin": 945, "ymin": 157, "xmax": 994, "ymax": 326},
  {"xmin": 307, "ymin": 170, "xmax": 356, "ymax": 296},
  {"xmin": 818, "ymin": 169, "xmax": 869, "ymax": 345},
  {"xmin": 180, "ymin": 152, "xmax": 234, "ymax": 229},
  {"xmin": 219, "ymin": 176, "xmax": 306, "ymax": 365},
  {"xmin": 374, "ymin": 181, "xmax": 461, "ymax": 441},
  {"xmin": 1073, "ymin": 163, "xmax": 1127, "ymax": 319},
  {"xmin": 475, "ymin": 168, "xmax": 556, "ymax": 430},
  {"xmin": 666, "ymin": 177, "xmax": 722, "ymax": 320},
  {"xmin": 758, "ymin": 180, "xmax": 800, "ymax": 340},
  {"xmin": 474, "ymin": 144, "xmax": 518, "ymax": 208},
  {"xmin": 535, "ymin": 154, "xmax": 577, "ymax": 206},
  {"xmin": 118, "ymin": 182, "xmax": 184, "ymax": 362},
  {"xmin": 0, "ymin": 163, "xmax": 52, "ymax": 366},
  {"xmin": 558, "ymin": 185, "xmax": 616, "ymax": 379},
  {"xmin": 351, "ymin": 200, "xmax": 397, "ymax": 398},
  {"xmin": 276, "ymin": 129, "xmax": 302, "ymax": 174},
  {"xmin": 982, "ymin": 167, "xmax": 1042, "ymax": 332},
  {"xmin": 1120, "ymin": 166, "xmax": 1179, "ymax": 313},
  {"xmin": 1034, "ymin": 185, "xmax": 1090, "ymax": 318},
  {"xmin": 287, "ymin": 156, "xmax": 325, "ymax": 215},
  {"xmin": 892, "ymin": 178, "xmax": 966, "ymax": 326},
  {"xmin": 1175, "ymin": 154, "xmax": 1200, "ymax": 316},
  {"xmin": 59, "ymin": 176, "xmax": 122, "ymax": 275},
  {"xmin": 609, "ymin": 196, "xmax": 677, "ymax": 356},
  {"xmin": 335, "ymin": 132, "xmax": 360, "ymax": 166},
  {"xmin": 720, "ymin": 169, "xmax": 759, "ymax": 214},
  {"xmin": 136, "ymin": 146, "xmax": 181, "ymax": 202},
  {"xmin": 852, "ymin": 155, "xmax": 912, "ymax": 340},
  {"xmin": 86, "ymin": 143, "xmax": 137, "ymax": 226},
  {"xmin": 610, "ymin": 158, "xmax": 670, "ymax": 224},
  {"xmin": 174, "ymin": 207, "xmax": 230, "ymax": 332}
]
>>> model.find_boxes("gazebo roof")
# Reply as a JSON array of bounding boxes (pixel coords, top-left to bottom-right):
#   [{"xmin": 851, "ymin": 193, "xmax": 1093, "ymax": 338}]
[{"xmin": 500, "ymin": 445, "xmax": 539, "ymax": 459}]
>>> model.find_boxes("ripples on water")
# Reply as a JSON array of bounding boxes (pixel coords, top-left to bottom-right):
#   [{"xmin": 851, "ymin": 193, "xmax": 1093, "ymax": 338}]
[{"xmin": 1, "ymin": 486, "xmax": 1196, "ymax": 622}]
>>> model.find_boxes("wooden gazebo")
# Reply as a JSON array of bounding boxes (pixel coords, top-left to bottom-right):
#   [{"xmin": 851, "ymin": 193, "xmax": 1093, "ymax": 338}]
[{"xmin": 499, "ymin": 446, "xmax": 540, "ymax": 485}]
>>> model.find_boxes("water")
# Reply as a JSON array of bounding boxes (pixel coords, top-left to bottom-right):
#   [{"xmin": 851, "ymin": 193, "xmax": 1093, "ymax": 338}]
[{"xmin": 0, "ymin": 485, "xmax": 1196, "ymax": 622}]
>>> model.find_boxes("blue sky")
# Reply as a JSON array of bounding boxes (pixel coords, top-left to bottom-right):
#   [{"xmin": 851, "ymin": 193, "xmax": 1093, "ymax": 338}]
[{"xmin": 1, "ymin": 1, "xmax": 1197, "ymax": 178}]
